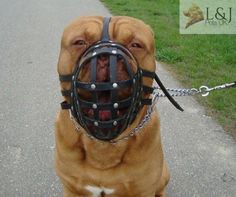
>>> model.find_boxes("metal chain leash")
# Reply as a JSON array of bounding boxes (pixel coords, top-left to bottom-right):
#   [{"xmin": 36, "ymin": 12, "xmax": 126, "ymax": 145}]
[
  {"xmin": 153, "ymin": 81, "xmax": 236, "ymax": 97},
  {"xmin": 70, "ymin": 81, "xmax": 236, "ymax": 144}
]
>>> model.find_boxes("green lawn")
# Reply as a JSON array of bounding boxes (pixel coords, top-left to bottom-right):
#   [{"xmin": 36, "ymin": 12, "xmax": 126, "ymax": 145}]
[{"xmin": 101, "ymin": 0, "xmax": 236, "ymax": 138}]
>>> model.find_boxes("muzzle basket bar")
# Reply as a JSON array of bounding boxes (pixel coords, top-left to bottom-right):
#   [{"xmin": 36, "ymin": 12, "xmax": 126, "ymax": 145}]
[{"xmin": 59, "ymin": 17, "xmax": 183, "ymax": 141}]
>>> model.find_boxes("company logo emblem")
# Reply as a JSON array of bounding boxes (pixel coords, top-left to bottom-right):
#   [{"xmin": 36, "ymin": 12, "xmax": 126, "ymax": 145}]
[
  {"xmin": 180, "ymin": 0, "xmax": 235, "ymax": 34},
  {"xmin": 183, "ymin": 4, "xmax": 204, "ymax": 28}
]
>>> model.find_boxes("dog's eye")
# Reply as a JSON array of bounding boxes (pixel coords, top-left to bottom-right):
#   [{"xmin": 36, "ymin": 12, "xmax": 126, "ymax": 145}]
[
  {"xmin": 130, "ymin": 42, "xmax": 142, "ymax": 48},
  {"xmin": 72, "ymin": 39, "xmax": 87, "ymax": 46}
]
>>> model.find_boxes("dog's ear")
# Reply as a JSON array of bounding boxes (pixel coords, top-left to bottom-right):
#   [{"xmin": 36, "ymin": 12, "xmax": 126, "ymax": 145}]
[
  {"xmin": 146, "ymin": 24, "xmax": 156, "ymax": 71},
  {"xmin": 137, "ymin": 21, "xmax": 156, "ymax": 73},
  {"xmin": 140, "ymin": 23, "xmax": 156, "ymax": 89},
  {"xmin": 57, "ymin": 28, "xmax": 76, "ymax": 102},
  {"xmin": 57, "ymin": 48, "xmax": 73, "ymax": 102},
  {"xmin": 57, "ymin": 24, "xmax": 79, "ymax": 76}
]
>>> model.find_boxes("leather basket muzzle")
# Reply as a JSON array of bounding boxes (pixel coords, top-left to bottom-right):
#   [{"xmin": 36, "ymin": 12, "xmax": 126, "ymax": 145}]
[{"xmin": 71, "ymin": 41, "xmax": 142, "ymax": 140}]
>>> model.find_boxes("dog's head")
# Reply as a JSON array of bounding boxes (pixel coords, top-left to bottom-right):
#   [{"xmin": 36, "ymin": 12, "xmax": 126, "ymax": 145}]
[{"xmin": 58, "ymin": 16, "xmax": 156, "ymax": 141}]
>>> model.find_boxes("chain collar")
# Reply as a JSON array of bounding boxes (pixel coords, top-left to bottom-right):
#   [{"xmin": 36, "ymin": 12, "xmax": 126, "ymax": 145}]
[{"xmin": 69, "ymin": 90, "xmax": 159, "ymax": 144}]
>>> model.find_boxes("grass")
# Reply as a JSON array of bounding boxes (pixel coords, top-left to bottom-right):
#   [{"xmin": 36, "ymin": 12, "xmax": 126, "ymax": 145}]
[{"xmin": 101, "ymin": 0, "xmax": 236, "ymax": 138}]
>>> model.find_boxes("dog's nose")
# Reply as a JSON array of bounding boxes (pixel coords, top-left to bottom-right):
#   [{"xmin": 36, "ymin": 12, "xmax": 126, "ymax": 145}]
[{"xmin": 98, "ymin": 54, "xmax": 109, "ymax": 68}]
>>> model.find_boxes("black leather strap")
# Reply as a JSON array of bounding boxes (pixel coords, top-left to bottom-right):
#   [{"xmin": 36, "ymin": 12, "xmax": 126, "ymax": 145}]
[
  {"xmin": 154, "ymin": 74, "xmax": 184, "ymax": 111},
  {"xmin": 141, "ymin": 69, "xmax": 183, "ymax": 111},
  {"xmin": 141, "ymin": 99, "xmax": 152, "ymax": 105},
  {"xmin": 59, "ymin": 74, "xmax": 72, "ymax": 82},
  {"xmin": 143, "ymin": 85, "xmax": 154, "ymax": 94},
  {"xmin": 141, "ymin": 69, "xmax": 155, "ymax": 79},
  {"xmin": 79, "ymin": 97, "xmax": 132, "ymax": 109},
  {"xmin": 91, "ymin": 56, "xmax": 99, "ymax": 120},
  {"xmin": 84, "ymin": 116, "xmax": 125, "ymax": 129},
  {"xmin": 61, "ymin": 89, "xmax": 71, "ymax": 97},
  {"xmin": 110, "ymin": 54, "xmax": 118, "ymax": 119},
  {"xmin": 76, "ymin": 79, "xmax": 133, "ymax": 91},
  {"xmin": 61, "ymin": 101, "xmax": 71, "ymax": 109},
  {"xmin": 101, "ymin": 17, "xmax": 111, "ymax": 41},
  {"xmin": 79, "ymin": 47, "xmax": 130, "ymax": 68}
]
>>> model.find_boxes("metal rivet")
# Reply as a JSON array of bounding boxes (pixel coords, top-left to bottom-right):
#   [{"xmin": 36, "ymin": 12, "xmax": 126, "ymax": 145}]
[
  {"xmin": 113, "ymin": 121, "xmax": 117, "ymax": 126},
  {"xmin": 113, "ymin": 103, "xmax": 118, "ymax": 109},
  {"xmin": 112, "ymin": 83, "xmax": 118, "ymax": 88},
  {"xmin": 72, "ymin": 76, "xmax": 75, "ymax": 81},
  {"xmin": 91, "ymin": 84, "xmax": 96, "ymax": 89},
  {"xmin": 112, "ymin": 50, "xmax": 117, "ymax": 54},
  {"xmin": 92, "ymin": 104, "xmax": 97, "ymax": 109},
  {"xmin": 133, "ymin": 79, "xmax": 136, "ymax": 84},
  {"xmin": 92, "ymin": 52, "xmax": 97, "ymax": 56},
  {"xmin": 94, "ymin": 121, "xmax": 98, "ymax": 126}
]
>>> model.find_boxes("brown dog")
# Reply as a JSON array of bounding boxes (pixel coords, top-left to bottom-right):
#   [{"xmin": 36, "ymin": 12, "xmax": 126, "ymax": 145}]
[{"xmin": 55, "ymin": 16, "xmax": 170, "ymax": 197}]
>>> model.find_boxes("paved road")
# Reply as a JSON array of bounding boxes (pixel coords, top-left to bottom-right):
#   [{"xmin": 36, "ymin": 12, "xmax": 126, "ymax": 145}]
[{"xmin": 0, "ymin": 0, "xmax": 235, "ymax": 196}]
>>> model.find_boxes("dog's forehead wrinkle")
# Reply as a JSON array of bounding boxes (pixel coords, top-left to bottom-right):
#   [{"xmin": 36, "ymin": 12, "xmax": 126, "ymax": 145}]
[
  {"xmin": 64, "ymin": 19, "xmax": 102, "ymax": 45},
  {"xmin": 84, "ymin": 25, "xmax": 102, "ymax": 43},
  {"xmin": 111, "ymin": 19, "xmax": 154, "ymax": 51},
  {"xmin": 113, "ymin": 17, "xmax": 150, "ymax": 33}
]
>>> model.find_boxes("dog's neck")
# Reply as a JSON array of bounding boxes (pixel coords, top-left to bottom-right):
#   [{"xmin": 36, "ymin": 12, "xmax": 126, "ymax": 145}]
[
  {"xmin": 81, "ymin": 106, "xmax": 149, "ymax": 170},
  {"xmin": 82, "ymin": 139, "xmax": 128, "ymax": 169}
]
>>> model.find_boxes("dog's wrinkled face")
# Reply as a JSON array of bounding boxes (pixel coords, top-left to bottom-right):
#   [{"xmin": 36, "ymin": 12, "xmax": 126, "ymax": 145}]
[{"xmin": 58, "ymin": 16, "xmax": 156, "ymax": 122}]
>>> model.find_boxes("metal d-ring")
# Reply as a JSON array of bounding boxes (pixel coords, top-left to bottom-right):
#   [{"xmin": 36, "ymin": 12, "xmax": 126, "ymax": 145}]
[{"xmin": 199, "ymin": 86, "xmax": 211, "ymax": 97}]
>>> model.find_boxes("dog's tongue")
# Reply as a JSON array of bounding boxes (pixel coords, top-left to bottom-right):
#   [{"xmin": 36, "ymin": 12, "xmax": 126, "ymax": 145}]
[{"xmin": 99, "ymin": 110, "xmax": 111, "ymax": 121}]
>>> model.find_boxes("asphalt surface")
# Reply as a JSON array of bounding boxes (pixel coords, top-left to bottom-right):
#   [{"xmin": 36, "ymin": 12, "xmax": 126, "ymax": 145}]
[{"xmin": 0, "ymin": 0, "xmax": 235, "ymax": 197}]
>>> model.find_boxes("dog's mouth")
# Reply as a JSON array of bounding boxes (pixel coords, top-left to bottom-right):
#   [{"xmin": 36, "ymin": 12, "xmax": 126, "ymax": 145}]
[
  {"xmin": 78, "ymin": 54, "xmax": 136, "ymax": 122},
  {"xmin": 83, "ymin": 91, "xmax": 128, "ymax": 121}
]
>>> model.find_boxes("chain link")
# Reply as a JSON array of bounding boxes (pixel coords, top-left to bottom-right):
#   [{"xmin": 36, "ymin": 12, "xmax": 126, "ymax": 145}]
[
  {"xmin": 153, "ymin": 87, "xmax": 198, "ymax": 97},
  {"xmin": 109, "ymin": 92, "xmax": 160, "ymax": 144}
]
